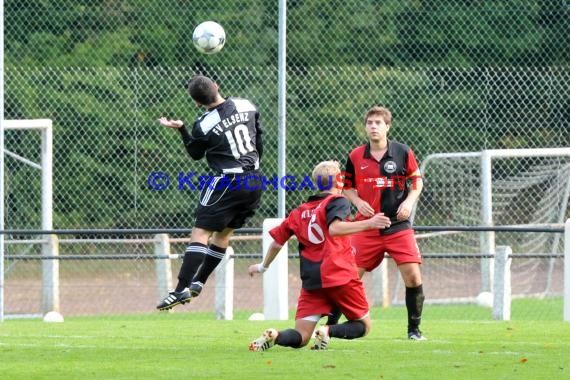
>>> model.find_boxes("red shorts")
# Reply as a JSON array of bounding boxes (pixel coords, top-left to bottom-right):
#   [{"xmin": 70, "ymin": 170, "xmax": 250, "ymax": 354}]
[
  {"xmin": 295, "ymin": 278, "xmax": 369, "ymax": 321},
  {"xmin": 351, "ymin": 229, "xmax": 421, "ymax": 271}
]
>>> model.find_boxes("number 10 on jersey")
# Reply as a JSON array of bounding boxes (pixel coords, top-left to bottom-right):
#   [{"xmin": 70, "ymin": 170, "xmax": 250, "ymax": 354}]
[{"xmin": 225, "ymin": 124, "xmax": 254, "ymax": 159}]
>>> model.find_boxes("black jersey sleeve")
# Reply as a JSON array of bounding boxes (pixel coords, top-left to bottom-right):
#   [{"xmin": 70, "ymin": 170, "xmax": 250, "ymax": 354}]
[
  {"xmin": 255, "ymin": 113, "xmax": 264, "ymax": 160},
  {"xmin": 344, "ymin": 155, "xmax": 355, "ymax": 178},
  {"xmin": 178, "ymin": 124, "xmax": 207, "ymax": 160},
  {"xmin": 325, "ymin": 197, "xmax": 351, "ymax": 226},
  {"xmin": 344, "ymin": 155, "xmax": 356, "ymax": 189}
]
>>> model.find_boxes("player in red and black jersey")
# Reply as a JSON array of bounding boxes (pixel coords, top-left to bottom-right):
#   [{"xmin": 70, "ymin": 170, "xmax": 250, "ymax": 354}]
[
  {"xmin": 344, "ymin": 106, "xmax": 426, "ymax": 341},
  {"xmin": 248, "ymin": 161, "xmax": 392, "ymax": 351},
  {"xmin": 156, "ymin": 75, "xmax": 263, "ymax": 311}
]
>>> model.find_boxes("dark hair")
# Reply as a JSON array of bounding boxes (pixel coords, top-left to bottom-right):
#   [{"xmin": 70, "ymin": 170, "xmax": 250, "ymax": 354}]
[{"xmin": 188, "ymin": 75, "xmax": 218, "ymax": 105}]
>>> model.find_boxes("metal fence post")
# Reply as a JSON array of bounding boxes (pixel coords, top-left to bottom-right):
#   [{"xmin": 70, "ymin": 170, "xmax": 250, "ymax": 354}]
[
  {"xmin": 154, "ymin": 234, "xmax": 172, "ymax": 299},
  {"xmin": 372, "ymin": 259, "xmax": 389, "ymax": 308},
  {"xmin": 42, "ymin": 234, "xmax": 59, "ymax": 313},
  {"xmin": 263, "ymin": 218, "xmax": 288, "ymax": 320},
  {"xmin": 214, "ymin": 246, "xmax": 234, "ymax": 320},
  {"xmin": 493, "ymin": 245, "xmax": 511, "ymax": 320}
]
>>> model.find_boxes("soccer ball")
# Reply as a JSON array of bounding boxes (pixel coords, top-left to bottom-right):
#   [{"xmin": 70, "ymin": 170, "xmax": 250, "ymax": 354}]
[
  {"xmin": 43, "ymin": 311, "xmax": 64, "ymax": 323},
  {"xmin": 192, "ymin": 21, "xmax": 226, "ymax": 55},
  {"xmin": 248, "ymin": 312, "xmax": 265, "ymax": 321},
  {"xmin": 476, "ymin": 291, "xmax": 493, "ymax": 308}
]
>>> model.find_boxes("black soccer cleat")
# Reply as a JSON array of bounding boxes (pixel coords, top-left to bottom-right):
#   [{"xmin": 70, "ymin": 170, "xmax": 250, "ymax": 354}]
[
  {"xmin": 156, "ymin": 288, "xmax": 192, "ymax": 311},
  {"xmin": 189, "ymin": 281, "xmax": 203, "ymax": 297}
]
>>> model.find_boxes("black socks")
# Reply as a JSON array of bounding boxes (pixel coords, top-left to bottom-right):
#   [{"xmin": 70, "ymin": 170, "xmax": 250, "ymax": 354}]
[
  {"xmin": 175, "ymin": 243, "xmax": 207, "ymax": 292},
  {"xmin": 274, "ymin": 329, "xmax": 303, "ymax": 348},
  {"xmin": 329, "ymin": 320, "xmax": 366, "ymax": 340},
  {"xmin": 326, "ymin": 305, "xmax": 343, "ymax": 325},
  {"xmin": 192, "ymin": 244, "xmax": 227, "ymax": 284},
  {"xmin": 405, "ymin": 284, "xmax": 425, "ymax": 332}
]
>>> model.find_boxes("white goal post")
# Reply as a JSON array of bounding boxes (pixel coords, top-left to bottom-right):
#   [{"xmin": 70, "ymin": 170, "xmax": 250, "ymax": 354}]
[
  {"xmin": 1, "ymin": 119, "xmax": 54, "ymax": 322},
  {"xmin": 566, "ymin": 219, "xmax": 570, "ymax": 321}
]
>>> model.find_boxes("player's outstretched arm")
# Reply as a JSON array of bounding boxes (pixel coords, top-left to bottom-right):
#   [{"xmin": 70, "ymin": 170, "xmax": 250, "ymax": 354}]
[
  {"xmin": 248, "ymin": 241, "xmax": 284, "ymax": 277},
  {"xmin": 158, "ymin": 116, "xmax": 184, "ymax": 129},
  {"xmin": 329, "ymin": 213, "xmax": 391, "ymax": 237}
]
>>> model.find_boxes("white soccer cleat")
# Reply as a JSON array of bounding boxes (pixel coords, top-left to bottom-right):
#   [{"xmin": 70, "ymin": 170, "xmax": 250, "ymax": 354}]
[
  {"xmin": 408, "ymin": 329, "xmax": 427, "ymax": 341},
  {"xmin": 311, "ymin": 325, "xmax": 330, "ymax": 350},
  {"xmin": 249, "ymin": 328, "xmax": 278, "ymax": 351}
]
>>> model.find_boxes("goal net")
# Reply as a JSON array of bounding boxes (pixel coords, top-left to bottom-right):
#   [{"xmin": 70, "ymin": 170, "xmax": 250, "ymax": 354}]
[
  {"xmin": 389, "ymin": 148, "xmax": 570, "ymax": 309},
  {"xmin": 1, "ymin": 119, "xmax": 54, "ymax": 320}
]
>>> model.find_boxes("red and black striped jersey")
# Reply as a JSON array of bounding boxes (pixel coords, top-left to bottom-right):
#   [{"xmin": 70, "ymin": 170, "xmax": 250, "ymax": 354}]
[
  {"xmin": 269, "ymin": 193, "xmax": 360, "ymax": 290},
  {"xmin": 345, "ymin": 140, "xmax": 420, "ymax": 235}
]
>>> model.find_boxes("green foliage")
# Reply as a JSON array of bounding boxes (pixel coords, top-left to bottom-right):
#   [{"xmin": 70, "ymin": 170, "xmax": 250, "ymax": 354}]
[
  {"xmin": 4, "ymin": 1, "xmax": 569, "ymax": 228},
  {"xmin": 5, "ymin": 0, "xmax": 568, "ymax": 68}
]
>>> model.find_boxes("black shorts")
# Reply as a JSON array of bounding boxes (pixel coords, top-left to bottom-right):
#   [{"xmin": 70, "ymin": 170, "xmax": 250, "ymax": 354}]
[{"xmin": 194, "ymin": 173, "xmax": 263, "ymax": 231}]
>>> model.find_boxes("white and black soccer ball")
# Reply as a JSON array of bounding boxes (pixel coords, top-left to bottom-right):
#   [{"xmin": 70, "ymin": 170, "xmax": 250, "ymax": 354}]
[{"xmin": 192, "ymin": 21, "xmax": 226, "ymax": 55}]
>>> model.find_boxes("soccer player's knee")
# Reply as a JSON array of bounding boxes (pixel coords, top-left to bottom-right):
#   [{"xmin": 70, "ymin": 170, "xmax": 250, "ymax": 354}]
[
  {"xmin": 404, "ymin": 276, "xmax": 422, "ymax": 288},
  {"xmin": 361, "ymin": 319, "xmax": 372, "ymax": 337},
  {"xmin": 299, "ymin": 333, "xmax": 313, "ymax": 347}
]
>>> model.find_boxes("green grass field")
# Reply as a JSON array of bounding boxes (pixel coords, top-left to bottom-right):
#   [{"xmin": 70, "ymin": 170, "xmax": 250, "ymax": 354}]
[{"xmin": 1, "ymin": 302, "xmax": 569, "ymax": 380}]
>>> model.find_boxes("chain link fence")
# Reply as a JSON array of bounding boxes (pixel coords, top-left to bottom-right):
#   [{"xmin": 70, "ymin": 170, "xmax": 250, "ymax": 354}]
[{"xmin": 3, "ymin": 1, "xmax": 570, "ymax": 318}]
